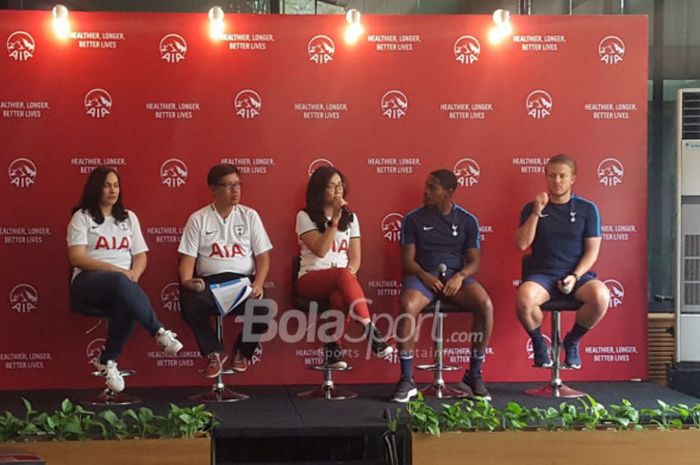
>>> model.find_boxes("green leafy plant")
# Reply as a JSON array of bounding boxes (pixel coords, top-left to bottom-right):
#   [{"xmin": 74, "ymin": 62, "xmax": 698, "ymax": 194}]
[
  {"xmin": 0, "ymin": 398, "xmax": 215, "ymax": 442},
  {"xmin": 394, "ymin": 395, "xmax": 700, "ymax": 435}
]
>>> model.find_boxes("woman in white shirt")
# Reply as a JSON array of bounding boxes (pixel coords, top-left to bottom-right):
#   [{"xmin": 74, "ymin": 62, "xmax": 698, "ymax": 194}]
[
  {"xmin": 295, "ymin": 166, "xmax": 393, "ymax": 367},
  {"xmin": 67, "ymin": 167, "xmax": 183, "ymax": 393}
]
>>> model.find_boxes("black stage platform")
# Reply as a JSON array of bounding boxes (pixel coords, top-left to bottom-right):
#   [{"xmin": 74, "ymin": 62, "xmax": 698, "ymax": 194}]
[{"xmin": 1, "ymin": 382, "xmax": 698, "ymax": 465}]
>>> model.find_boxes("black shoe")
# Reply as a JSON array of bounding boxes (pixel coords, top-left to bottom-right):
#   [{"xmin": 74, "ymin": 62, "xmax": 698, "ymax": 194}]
[
  {"xmin": 463, "ymin": 371, "xmax": 491, "ymax": 400},
  {"xmin": 324, "ymin": 342, "xmax": 348, "ymax": 370},
  {"xmin": 368, "ymin": 325, "xmax": 394, "ymax": 358},
  {"xmin": 391, "ymin": 377, "xmax": 418, "ymax": 403},
  {"xmin": 532, "ymin": 340, "xmax": 553, "ymax": 368},
  {"xmin": 452, "ymin": 381, "xmax": 475, "ymax": 398},
  {"xmin": 563, "ymin": 333, "xmax": 581, "ymax": 369}
]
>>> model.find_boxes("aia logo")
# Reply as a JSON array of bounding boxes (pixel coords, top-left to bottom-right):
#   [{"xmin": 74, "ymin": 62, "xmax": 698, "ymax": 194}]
[
  {"xmin": 597, "ymin": 158, "xmax": 624, "ymax": 187},
  {"xmin": 249, "ymin": 345, "xmax": 263, "ymax": 366},
  {"xmin": 84, "ymin": 89, "xmax": 112, "ymax": 119},
  {"xmin": 526, "ymin": 90, "xmax": 553, "ymax": 119},
  {"xmin": 86, "ymin": 338, "xmax": 106, "ymax": 367},
  {"xmin": 8, "ymin": 158, "xmax": 37, "ymax": 188},
  {"xmin": 453, "ymin": 158, "xmax": 481, "ymax": 188},
  {"xmin": 598, "ymin": 36, "xmax": 625, "ymax": 65},
  {"xmin": 10, "ymin": 284, "xmax": 38, "ymax": 314},
  {"xmin": 381, "ymin": 90, "xmax": 408, "ymax": 120},
  {"xmin": 159, "ymin": 33, "xmax": 187, "ymax": 63},
  {"xmin": 453, "ymin": 35, "xmax": 480, "ymax": 64},
  {"xmin": 307, "ymin": 158, "xmax": 334, "ymax": 176},
  {"xmin": 160, "ymin": 158, "xmax": 188, "ymax": 188},
  {"xmin": 234, "ymin": 89, "xmax": 262, "ymax": 119},
  {"xmin": 161, "ymin": 282, "xmax": 181, "ymax": 313},
  {"xmin": 604, "ymin": 279, "xmax": 625, "ymax": 308},
  {"xmin": 525, "ymin": 335, "xmax": 552, "ymax": 362},
  {"xmin": 6, "ymin": 31, "xmax": 35, "ymax": 61},
  {"xmin": 381, "ymin": 213, "xmax": 403, "ymax": 243},
  {"xmin": 307, "ymin": 35, "xmax": 335, "ymax": 64}
]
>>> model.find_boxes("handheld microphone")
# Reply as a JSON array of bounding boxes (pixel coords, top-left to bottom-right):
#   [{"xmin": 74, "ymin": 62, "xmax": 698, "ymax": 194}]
[{"xmin": 438, "ymin": 263, "xmax": 447, "ymax": 284}]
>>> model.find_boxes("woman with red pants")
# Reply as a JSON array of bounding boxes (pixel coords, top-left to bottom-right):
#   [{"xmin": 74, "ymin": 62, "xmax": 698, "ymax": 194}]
[{"xmin": 295, "ymin": 166, "xmax": 393, "ymax": 368}]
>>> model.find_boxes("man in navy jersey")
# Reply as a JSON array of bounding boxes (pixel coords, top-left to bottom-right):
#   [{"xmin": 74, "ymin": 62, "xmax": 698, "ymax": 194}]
[
  {"xmin": 391, "ymin": 169, "xmax": 494, "ymax": 403},
  {"xmin": 515, "ymin": 154, "xmax": 610, "ymax": 370}
]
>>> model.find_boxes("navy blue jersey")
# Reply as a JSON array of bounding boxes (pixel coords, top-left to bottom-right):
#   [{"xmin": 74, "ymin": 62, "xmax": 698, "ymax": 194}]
[
  {"xmin": 519, "ymin": 194, "xmax": 601, "ymax": 276},
  {"xmin": 401, "ymin": 204, "xmax": 480, "ymax": 274}
]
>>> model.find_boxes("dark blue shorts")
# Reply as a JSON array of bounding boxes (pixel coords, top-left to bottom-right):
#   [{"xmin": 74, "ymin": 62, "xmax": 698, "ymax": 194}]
[
  {"xmin": 403, "ymin": 270, "xmax": 477, "ymax": 302},
  {"xmin": 523, "ymin": 271, "xmax": 596, "ymax": 299}
]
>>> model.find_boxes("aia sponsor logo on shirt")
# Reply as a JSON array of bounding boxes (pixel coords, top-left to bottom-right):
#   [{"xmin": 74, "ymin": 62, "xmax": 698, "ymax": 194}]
[
  {"xmin": 209, "ymin": 243, "xmax": 244, "ymax": 258},
  {"xmin": 95, "ymin": 235, "xmax": 130, "ymax": 250}
]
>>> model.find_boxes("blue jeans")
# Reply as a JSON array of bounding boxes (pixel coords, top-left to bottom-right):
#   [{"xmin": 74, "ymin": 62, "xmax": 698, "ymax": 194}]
[{"xmin": 70, "ymin": 270, "xmax": 162, "ymax": 364}]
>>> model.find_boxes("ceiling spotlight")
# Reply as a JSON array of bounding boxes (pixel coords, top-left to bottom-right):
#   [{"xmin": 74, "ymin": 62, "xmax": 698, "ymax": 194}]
[
  {"xmin": 344, "ymin": 9, "xmax": 363, "ymax": 45},
  {"xmin": 208, "ymin": 6, "xmax": 225, "ymax": 40},
  {"xmin": 51, "ymin": 4, "xmax": 70, "ymax": 39},
  {"xmin": 488, "ymin": 9, "xmax": 512, "ymax": 44}
]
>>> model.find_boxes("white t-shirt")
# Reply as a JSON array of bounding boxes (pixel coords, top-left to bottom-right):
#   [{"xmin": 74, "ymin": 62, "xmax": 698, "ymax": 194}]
[
  {"xmin": 296, "ymin": 210, "xmax": 360, "ymax": 277},
  {"xmin": 67, "ymin": 209, "xmax": 148, "ymax": 279},
  {"xmin": 178, "ymin": 204, "xmax": 273, "ymax": 277}
]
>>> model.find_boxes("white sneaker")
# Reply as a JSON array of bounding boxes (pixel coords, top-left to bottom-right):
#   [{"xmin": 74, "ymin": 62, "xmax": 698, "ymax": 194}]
[
  {"xmin": 156, "ymin": 328, "xmax": 183, "ymax": 355},
  {"xmin": 96, "ymin": 360, "xmax": 125, "ymax": 393}
]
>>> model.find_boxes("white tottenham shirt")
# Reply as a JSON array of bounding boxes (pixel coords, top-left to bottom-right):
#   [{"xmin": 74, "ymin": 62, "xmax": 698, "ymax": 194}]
[
  {"xmin": 67, "ymin": 209, "xmax": 148, "ymax": 279},
  {"xmin": 178, "ymin": 204, "xmax": 273, "ymax": 277},
  {"xmin": 296, "ymin": 210, "xmax": 360, "ymax": 278}
]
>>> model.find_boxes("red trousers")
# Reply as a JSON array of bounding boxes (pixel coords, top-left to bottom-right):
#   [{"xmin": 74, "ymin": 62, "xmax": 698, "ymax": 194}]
[{"xmin": 296, "ymin": 267, "xmax": 371, "ymax": 320}]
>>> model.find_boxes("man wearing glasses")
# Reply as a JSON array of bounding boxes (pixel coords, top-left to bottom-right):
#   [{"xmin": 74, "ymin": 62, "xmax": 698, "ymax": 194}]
[{"xmin": 178, "ymin": 163, "xmax": 273, "ymax": 378}]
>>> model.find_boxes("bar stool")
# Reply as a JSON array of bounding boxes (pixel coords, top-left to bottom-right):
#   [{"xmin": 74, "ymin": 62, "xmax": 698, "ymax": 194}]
[
  {"xmin": 291, "ymin": 256, "xmax": 357, "ymax": 400},
  {"xmin": 416, "ymin": 298, "xmax": 471, "ymax": 399},
  {"xmin": 522, "ymin": 256, "xmax": 586, "ymax": 398},
  {"xmin": 525, "ymin": 297, "xmax": 586, "ymax": 398},
  {"xmin": 188, "ymin": 315, "xmax": 249, "ymax": 403}
]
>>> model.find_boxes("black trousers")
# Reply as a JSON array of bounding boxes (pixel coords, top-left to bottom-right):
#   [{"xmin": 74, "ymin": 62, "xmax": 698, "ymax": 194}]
[{"xmin": 179, "ymin": 272, "xmax": 268, "ymax": 359}]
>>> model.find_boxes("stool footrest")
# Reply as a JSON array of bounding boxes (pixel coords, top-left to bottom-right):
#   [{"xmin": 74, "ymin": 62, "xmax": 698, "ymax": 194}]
[
  {"xmin": 189, "ymin": 387, "xmax": 249, "ymax": 403},
  {"xmin": 416, "ymin": 363, "xmax": 462, "ymax": 372},
  {"xmin": 308, "ymin": 365, "xmax": 352, "ymax": 372},
  {"xmin": 80, "ymin": 390, "xmax": 141, "ymax": 406},
  {"xmin": 298, "ymin": 385, "xmax": 358, "ymax": 400}
]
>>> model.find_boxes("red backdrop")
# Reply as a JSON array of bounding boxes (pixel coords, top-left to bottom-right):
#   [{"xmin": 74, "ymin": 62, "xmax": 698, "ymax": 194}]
[{"xmin": 0, "ymin": 11, "xmax": 647, "ymax": 389}]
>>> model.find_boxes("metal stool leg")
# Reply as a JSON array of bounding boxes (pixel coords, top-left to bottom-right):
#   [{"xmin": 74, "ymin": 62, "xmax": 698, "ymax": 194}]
[
  {"xmin": 81, "ymin": 369, "xmax": 141, "ymax": 406},
  {"xmin": 417, "ymin": 300, "xmax": 470, "ymax": 399},
  {"xmin": 526, "ymin": 311, "xmax": 586, "ymax": 398},
  {"xmin": 189, "ymin": 316, "xmax": 249, "ymax": 403},
  {"xmin": 298, "ymin": 346, "xmax": 357, "ymax": 400}
]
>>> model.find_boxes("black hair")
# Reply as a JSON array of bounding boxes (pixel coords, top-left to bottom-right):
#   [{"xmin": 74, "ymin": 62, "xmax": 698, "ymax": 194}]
[
  {"xmin": 207, "ymin": 163, "xmax": 240, "ymax": 186},
  {"xmin": 304, "ymin": 166, "xmax": 354, "ymax": 232},
  {"xmin": 72, "ymin": 166, "xmax": 127, "ymax": 224},
  {"xmin": 430, "ymin": 169, "xmax": 458, "ymax": 191}
]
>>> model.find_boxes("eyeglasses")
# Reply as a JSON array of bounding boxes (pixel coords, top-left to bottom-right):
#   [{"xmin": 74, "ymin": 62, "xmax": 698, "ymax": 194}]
[
  {"xmin": 217, "ymin": 183, "xmax": 242, "ymax": 191},
  {"xmin": 326, "ymin": 182, "xmax": 344, "ymax": 191}
]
